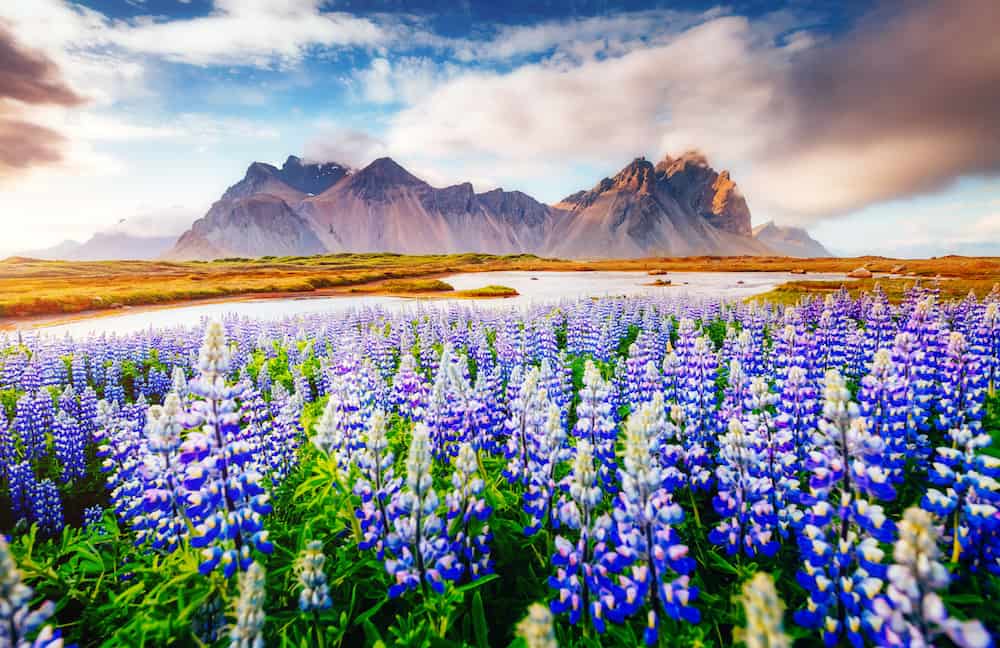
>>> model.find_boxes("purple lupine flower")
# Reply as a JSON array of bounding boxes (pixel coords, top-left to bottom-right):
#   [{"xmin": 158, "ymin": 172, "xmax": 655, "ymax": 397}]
[
  {"xmin": 869, "ymin": 507, "xmax": 993, "ymax": 648},
  {"xmin": 573, "ymin": 360, "xmax": 618, "ymax": 491},
  {"xmin": 0, "ymin": 536, "xmax": 64, "ymax": 648},
  {"xmin": 612, "ymin": 401, "xmax": 699, "ymax": 644},
  {"xmin": 52, "ymin": 411, "xmax": 87, "ymax": 483},
  {"xmin": 354, "ymin": 410, "xmax": 400, "ymax": 557},
  {"xmin": 384, "ymin": 423, "xmax": 453, "ymax": 597},
  {"xmin": 795, "ymin": 369, "xmax": 895, "ymax": 646},
  {"xmin": 445, "ymin": 442, "xmax": 492, "ymax": 582},
  {"xmin": 549, "ymin": 441, "xmax": 617, "ymax": 633},
  {"xmin": 523, "ymin": 403, "xmax": 570, "ymax": 536},
  {"xmin": 178, "ymin": 322, "xmax": 273, "ymax": 578}
]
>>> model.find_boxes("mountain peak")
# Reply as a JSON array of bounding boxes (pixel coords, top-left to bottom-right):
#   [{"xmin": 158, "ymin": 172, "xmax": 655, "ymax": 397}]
[
  {"xmin": 360, "ymin": 157, "xmax": 424, "ymax": 185},
  {"xmin": 752, "ymin": 221, "xmax": 832, "ymax": 257},
  {"xmin": 610, "ymin": 157, "xmax": 657, "ymax": 193}
]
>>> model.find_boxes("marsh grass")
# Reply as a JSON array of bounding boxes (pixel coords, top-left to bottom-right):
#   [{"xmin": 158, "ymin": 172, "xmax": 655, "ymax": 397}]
[{"xmin": 2, "ymin": 252, "xmax": 999, "ymax": 319}]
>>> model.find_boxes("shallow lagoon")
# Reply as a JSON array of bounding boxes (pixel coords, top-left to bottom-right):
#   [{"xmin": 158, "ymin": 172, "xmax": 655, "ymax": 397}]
[{"xmin": 33, "ymin": 270, "xmax": 849, "ymax": 336}]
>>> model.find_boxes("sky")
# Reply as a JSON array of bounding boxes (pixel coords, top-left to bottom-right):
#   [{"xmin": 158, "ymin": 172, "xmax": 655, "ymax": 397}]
[{"xmin": 0, "ymin": 0, "xmax": 998, "ymax": 257}]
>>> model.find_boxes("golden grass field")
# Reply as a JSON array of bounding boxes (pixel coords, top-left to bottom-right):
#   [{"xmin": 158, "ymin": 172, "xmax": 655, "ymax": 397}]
[{"xmin": 1, "ymin": 252, "xmax": 998, "ymax": 323}]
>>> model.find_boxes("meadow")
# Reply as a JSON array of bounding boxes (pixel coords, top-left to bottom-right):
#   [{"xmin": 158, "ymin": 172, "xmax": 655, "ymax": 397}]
[
  {"xmin": 0, "ymin": 282, "xmax": 998, "ymax": 647},
  {"xmin": 4, "ymin": 252, "xmax": 1000, "ymax": 321}
]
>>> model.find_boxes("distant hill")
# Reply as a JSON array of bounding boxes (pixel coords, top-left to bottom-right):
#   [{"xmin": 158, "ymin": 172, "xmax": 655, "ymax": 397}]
[
  {"xmin": 21, "ymin": 207, "xmax": 195, "ymax": 261},
  {"xmin": 752, "ymin": 221, "xmax": 832, "ymax": 258},
  {"xmin": 168, "ymin": 151, "xmax": 819, "ymax": 260}
]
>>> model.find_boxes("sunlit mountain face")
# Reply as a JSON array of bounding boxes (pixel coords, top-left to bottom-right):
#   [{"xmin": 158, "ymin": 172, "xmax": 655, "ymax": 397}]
[{"xmin": 1, "ymin": 0, "xmax": 998, "ymax": 258}]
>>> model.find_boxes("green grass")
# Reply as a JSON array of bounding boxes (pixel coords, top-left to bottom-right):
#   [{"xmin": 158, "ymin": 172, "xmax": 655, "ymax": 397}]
[{"xmin": 454, "ymin": 285, "xmax": 519, "ymax": 298}]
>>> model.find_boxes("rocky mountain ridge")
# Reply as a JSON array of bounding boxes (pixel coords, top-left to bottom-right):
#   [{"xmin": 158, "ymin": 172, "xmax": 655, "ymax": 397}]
[{"xmin": 165, "ymin": 152, "xmax": 829, "ymax": 260}]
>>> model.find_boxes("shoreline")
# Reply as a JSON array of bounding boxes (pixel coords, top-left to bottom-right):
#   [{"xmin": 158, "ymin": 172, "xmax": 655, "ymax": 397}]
[{"xmin": 2, "ymin": 252, "xmax": 996, "ymax": 331}]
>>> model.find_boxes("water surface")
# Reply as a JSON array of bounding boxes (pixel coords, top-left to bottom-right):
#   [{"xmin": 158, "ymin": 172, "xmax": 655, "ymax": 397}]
[{"xmin": 32, "ymin": 270, "xmax": 848, "ymax": 337}]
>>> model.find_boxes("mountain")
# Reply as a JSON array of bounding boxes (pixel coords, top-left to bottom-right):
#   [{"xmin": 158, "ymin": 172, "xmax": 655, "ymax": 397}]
[
  {"xmin": 752, "ymin": 221, "xmax": 832, "ymax": 257},
  {"xmin": 548, "ymin": 155, "xmax": 769, "ymax": 257},
  {"xmin": 297, "ymin": 157, "xmax": 558, "ymax": 255},
  {"xmin": 21, "ymin": 208, "xmax": 194, "ymax": 260},
  {"xmin": 167, "ymin": 152, "xmax": 814, "ymax": 260},
  {"xmin": 170, "ymin": 156, "xmax": 345, "ymax": 259}
]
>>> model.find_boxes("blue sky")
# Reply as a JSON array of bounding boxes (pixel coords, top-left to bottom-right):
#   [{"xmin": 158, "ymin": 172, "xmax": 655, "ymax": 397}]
[{"xmin": 1, "ymin": 0, "xmax": 997, "ymax": 256}]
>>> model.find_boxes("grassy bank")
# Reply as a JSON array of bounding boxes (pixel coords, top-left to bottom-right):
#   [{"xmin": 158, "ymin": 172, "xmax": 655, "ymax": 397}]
[
  {"xmin": 753, "ymin": 277, "xmax": 1000, "ymax": 305},
  {"xmin": 2, "ymin": 252, "xmax": 999, "ymax": 321}
]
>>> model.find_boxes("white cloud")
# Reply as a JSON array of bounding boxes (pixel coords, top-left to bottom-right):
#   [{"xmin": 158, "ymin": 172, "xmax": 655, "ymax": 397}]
[
  {"xmin": 303, "ymin": 128, "xmax": 386, "ymax": 168},
  {"xmin": 386, "ymin": 17, "xmax": 783, "ymax": 181},
  {"xmin": 355, "ymin": 56, "xmax": 453, "ymax": 105}
]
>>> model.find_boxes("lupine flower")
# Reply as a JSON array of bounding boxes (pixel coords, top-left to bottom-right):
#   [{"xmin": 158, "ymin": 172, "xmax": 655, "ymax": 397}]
[
  {"xmin": 32, "ymin": 479, "xmax": 65, "ymax": 537},
  {"xmin": 795, "ymin": 369, "xmax": 895, "ymax": 647},
  {"xmin": 0, "ymin": 536, "xmax": 63, "ymax": 648},
  {"xmin": 524, "ymin": 404, "xmax": 571, "ymax": 535},
  {"xmin": 858, "ymin": 349, "xmax": 909, "ymax": 483},
  {"xmin": 573, "ymin": 360, "xmax": 618, "ymax": 491},
  {"xmin": 613, "ymin": 400, "xmax": 699, "ymax": 644},
  {"xmin": 179, "ymin": 322, "xmax": 273, "ymax": 578},
  {"xmin": 296, "ymin": 541, "xmax": 332, "ymax": 612},
  {"xmin": 135, "ymin": 394, "xmax": 188, "ymax": 552},
  {"xmin": 549, "ymin": 441, "xmax": 617, "ymax": 633},
  {"xmin": 83, "ymin": 505, "xmax": 105, "ymax": 533},
  {"xmin": 735, "ymin": 572, "xmax": 790, "ymax": 648},
  {"xmin": 445, "ymin": 442, "xmax": 492, "ymax": 582},
  {"xmin": 869, "ymin": 507, "xmax": 993, "ymax": 648},
  {"xmin": 390, "ymin": 354, "xmax": 428, "ymax": 421},
  {"xmin": 384, "ymin": 423, "xmax": 453, "ymax": 597},
  {"xmin": 229, "ymin": 561, "xmax": 266, "ymax": 648},
  {"xmin": 775, "ymin": 365, "xmax": 819, "ymax": 463},
  {"xmin": 354, "ymin": 410, "xmax": 400, "ymax": 556},
  {"xmin": 923, "ymin": 426, "xmax": 1000, "ymax": 570},
  {"xmin": 504, "ymin": 367, "xmax": 549, "ymax": 485},
  {"xmin": 517, "ymin": 603, "xmax": 558, "ymax": 648},
  {"xmin": 710, "ymin": 418, "xmax": 780, "ymax": 558},
  {"xmin": 938, "ymin": 331, "xmax": 987, "ymax": 434}
]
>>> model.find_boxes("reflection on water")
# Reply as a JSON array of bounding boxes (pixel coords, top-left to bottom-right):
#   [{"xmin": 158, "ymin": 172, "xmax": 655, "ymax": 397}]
[{"xmin": 32, "ymin": 270, "xmax": 850, "ymax": 337}]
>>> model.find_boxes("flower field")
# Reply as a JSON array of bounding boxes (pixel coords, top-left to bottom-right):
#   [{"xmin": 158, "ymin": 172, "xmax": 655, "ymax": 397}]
[{"xmin": 1, "ymin": 283, "xmax": 998, "ymax": 647}]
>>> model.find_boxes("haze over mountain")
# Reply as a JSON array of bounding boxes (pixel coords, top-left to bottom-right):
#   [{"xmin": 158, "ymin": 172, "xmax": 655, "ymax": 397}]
[
  {"xmin": 168, "ymin": 152, "xmax": 829, "ymax": 260},
  {"xmin": 19, "ymin": 208, "xmax": 194, "ymax": 261},
  {"xmin": 752, "ymin": 221, "xmax": 831, "ymax": 258}
]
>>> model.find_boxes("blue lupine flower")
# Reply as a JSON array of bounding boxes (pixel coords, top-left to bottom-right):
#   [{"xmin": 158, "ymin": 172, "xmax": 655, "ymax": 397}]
[
  {"xmin": 573, "ymin": 360, "xmax": 619, "ymax": 491},
  {"xmin": 0, "ymin": 536, "xmax": 64, "ymax": 648},
  {"xmin": 709, "ymin": 418, "xmax": 779, "ymax": 558},
  {"xmin": 795, "ymin": 369, "xmax": 895, "ymax": 647},
  {"xmin": 549, "ymin": 440, "xmax": 618, "ymax": 633},
  {"xmin": 83, "ymin": 505, "xmax": 106, "ymax": 533},
  {"xmin": 445, "ymin": 442, "xmax": 493, "ymax": 582},
  {"xmin": 868, "ymin": 507, "xmax": 993, "ymax": 648},
  {"xmin": 385, "ymin": 423, "xmax": 453, "ymax": 597},
  {"xmin": 229, "ymin": 561, "xmax": 266, "ymax": 648},
  {"xmin": 32, "ymin": 479, "xmax": 65, "ymax": 537},
  {"xmin": 52, "ymin": 410, "xmax": 87, "ymax": 483},
  {"xmin": 354, "ymin": 410, "xmax": 400, "ymax": 556},
  {"xmin": 504, "ymin": 367, "xmax": 549, "ymax": 485},
  {"xmin": 923, "ymin": 425, "xmax": 1000, "ymax": 571},
  {"xmin": 858, "ymin": 349, "xmax": 909, "ymax": 484},
  {"xmin": 178, "ymin": 322, "xmax": 273, "ymax": 578},
  {"xmin": 938, "ymin": 331, "xmax": 988, "ymax": 433},
  {"xmin": 612, "ymin": 400, "xmax": 699, "ymax": 644},
  {"xmin": 135, "ymin": 393, "xmax": 188, "ymax": 552},
  {"xmin": 523, "ymin": 403, "xmax": 571, "ymax": 535},
  {"xmin": 297, "ymin": 541, "xmax": 332, "ymax": 612}
]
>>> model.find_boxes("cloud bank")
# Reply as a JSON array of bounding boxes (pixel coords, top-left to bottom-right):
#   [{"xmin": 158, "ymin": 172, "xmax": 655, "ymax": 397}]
[
  {"xmin": 0, "ymin": 24, "xmax": 83, "ymax": 177},
  {"xmin": 383, "ymin": 0, "xmax": 1000, "ymax": 223}
]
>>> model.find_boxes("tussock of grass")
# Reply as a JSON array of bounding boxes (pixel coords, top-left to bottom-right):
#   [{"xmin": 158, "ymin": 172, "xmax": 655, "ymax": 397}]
[
  {"xmin": 382, "ymin": 279, "xmax": 455, "ymax": 293},
  {"xmin": 454, "ymin": 285, "xmax": 519, "ymax": 298}
]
